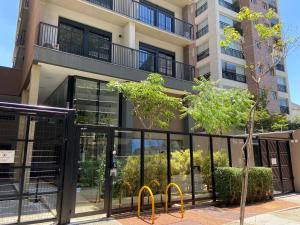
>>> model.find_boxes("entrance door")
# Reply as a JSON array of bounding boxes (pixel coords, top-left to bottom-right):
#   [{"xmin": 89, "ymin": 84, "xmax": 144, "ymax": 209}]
[{"xmin": 73, "ymin": 127, "xmax": 110, "ymax": 216}]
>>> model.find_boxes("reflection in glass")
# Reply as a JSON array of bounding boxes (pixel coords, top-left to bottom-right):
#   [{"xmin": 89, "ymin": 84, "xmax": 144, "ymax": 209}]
[
  {"xmin": 170, "ymin": 134, "xmax": 192, "ymax": 202},
  {"xmin": 112, "ymin": 131, "xmax": 141, "ymax": 210},
  {"xmin": 75, "ymin": 132, "xmax": 107, "ymax": 214},
  {"xmin": 144, "ymin": 132, "xmax": 167, "ymax": 206}
]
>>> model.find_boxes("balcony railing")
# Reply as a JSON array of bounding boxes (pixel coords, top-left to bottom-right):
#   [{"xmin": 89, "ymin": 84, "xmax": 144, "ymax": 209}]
[
  {"xmin": 197, "ymin": 49, "xmax": 209, "ymax": 61},
  {"xmin": 280, "ymin": 106, "xmax": 289, "ymax": 114},
  {"xmin": 276, "ymin": 64, "xmax": 285, "ymax": 72},
  {"xmin": 219, "ymin": 0, "xmax": 240, "ymax": 12},
  {"xmin": 221, "ymin": 47, "xmax": 244, "ymax": 59},
  {"xmin": 38, "ymin": 23, "xmax": 195, "ymax": 81},
  {"xmin": 196, "ymin": 2, "xmax": 208, "ymax": 17},
  {"xmin": 85, "ymin": 0, "xmax": 194, "ymax": 40},
  {"xmin": 278, "ymin": 84, "xmax": 287, "ymax": 93},
  {"xmin": 196, "ymin": 25, "xmax": 209, "ymax": 39},
  {"xmin": 222, "ymin": 71, "xmax": 247, "ymax": 83},
  {"xmin": 219, "ymin": 21, "xmax": 243, "ymax": 35}
]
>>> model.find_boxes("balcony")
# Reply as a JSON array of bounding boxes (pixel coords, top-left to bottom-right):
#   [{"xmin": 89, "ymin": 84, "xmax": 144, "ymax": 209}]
[
  {"xmin": 85, "ymin": 0, "xmax": 194, "ymax": 40},
  {"xmin": 197, "ymin": 49, "xmax": 209, "ymax": 61},
  {"xmin": 276, "ymin": 64, "xmax": 285, "ymax": 72},
  {"xmin": 219, "ymin": 0, "xmax": 240, "ymax": 13},
  {"xmin": 196, "ymin": 25, "xmax": 209, "ymax": 39},
  {"xmin": 219, "ymin": 21, "xmax": 243, "ymax": 35},
  {"xmin": 280, "ymin": 106, "xmax": 289, "ymax": 114},
  {"xmin": 278, "ymin": 84, "xmax": 287, "ymax": 93},
  {"xmin": 38, "ymin": 23, "xmax": 195, "ymax": 81},
  {"xmin": 221, "ymin": 47, "xmax": 244, "ymax": 59},
  {"xmin": 196, "ymin": 2, "xmax": 208, "ymax": 17},
  {"xmin": 222, "ymin": 70, "xmax": 247, "ymax": 83},
  {"xmin": 269, "ymin": 4, "xmax": 278, "ymax": 13}
]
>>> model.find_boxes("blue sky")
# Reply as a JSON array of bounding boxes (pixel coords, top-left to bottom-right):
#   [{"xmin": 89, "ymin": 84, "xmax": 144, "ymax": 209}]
[{"xmin": 0, "ymin": 0, "xmax": 299, "ymax": 104}]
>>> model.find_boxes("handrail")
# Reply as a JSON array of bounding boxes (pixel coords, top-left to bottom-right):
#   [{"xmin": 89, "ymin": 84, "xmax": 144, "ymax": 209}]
[
  {"xmin": 138, "ymin": 185, "xmax": 155, "ymax": 224},
  {"xmin": 165, "ymin": 183, "xmax": 184, "ymax": 218}
]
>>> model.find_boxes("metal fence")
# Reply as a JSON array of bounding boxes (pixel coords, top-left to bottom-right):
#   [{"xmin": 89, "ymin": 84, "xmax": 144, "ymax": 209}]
[
  {"xmin": 0, "ymin": 102, "xmax": 295, "ymax": 224},
  {"xmin": 0, "ymin": 102, "xmax": 75, "ymax": 225}
]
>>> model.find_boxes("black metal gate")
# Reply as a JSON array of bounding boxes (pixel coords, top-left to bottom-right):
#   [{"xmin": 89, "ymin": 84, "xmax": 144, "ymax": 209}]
[
  {"xmin": 0, "ymin": 102, "xmax": 75, "ymax": 225},
  {"xmin": 260, "ymin": 139, "xmax": 294, "ymax": 194}
]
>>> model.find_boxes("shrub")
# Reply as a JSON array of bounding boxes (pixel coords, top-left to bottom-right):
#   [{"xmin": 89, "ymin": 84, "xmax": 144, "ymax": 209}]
[{"xmin": 215, "ymin": 167, "xmax": 273, "ymax": 204}]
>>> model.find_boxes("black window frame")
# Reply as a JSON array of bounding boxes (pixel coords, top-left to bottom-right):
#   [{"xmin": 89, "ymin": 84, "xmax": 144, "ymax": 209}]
[
  {"xmin": 139, "ymin": 0, "xmax": 175, "ymax": 33},
  {"xmin": 58, "ymin": 17, "xmax": 112, "ymax": 62},
  {"xmin": 139, "ymin": 42, "xmax": 176, "ymax": 78}
]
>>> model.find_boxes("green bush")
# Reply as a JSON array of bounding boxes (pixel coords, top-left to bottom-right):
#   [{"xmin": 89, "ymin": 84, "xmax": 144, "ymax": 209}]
[{"xmin": 215, "ymin": 167, "xmax": 273, "ymax": 204}]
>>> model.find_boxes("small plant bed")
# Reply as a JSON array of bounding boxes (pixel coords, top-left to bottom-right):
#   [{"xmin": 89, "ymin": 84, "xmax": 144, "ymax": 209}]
[{"xmin": 215, "ymin": 167, "xmax": 273, "ymax": 206}]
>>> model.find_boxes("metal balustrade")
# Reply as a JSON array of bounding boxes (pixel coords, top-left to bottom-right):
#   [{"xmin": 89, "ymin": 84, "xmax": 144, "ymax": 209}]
[
  {"xmin": 222, "ymin": 70, "xmax": 247, "ymax": 83},
  {"xmin": 85, "ymin": 0, "xmax": 194, "ymax": 40},
  {"xmin": 196, "ymin": 2, "xmax": 208, "ymax": 17},
  {"xmin": 221, "ymin": 47, "xmax": 244, "ymax": 59},
  {"xmin": 197, "ymin": 49, "xmax": 209, "ymax": 61},
  {"xmin": 38, "ymin": 23, "xmax": 195, "ymax": 81},
  {"xmin": 278, "ymin": 84, "xmax": 287, "ymax": 93},
  {"xmin": 196, "ymin": 25, "xmax": 209, "ymax": 39}
]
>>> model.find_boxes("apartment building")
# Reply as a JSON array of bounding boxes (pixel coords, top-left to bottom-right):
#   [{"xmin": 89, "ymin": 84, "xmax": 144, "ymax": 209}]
[
  {"xmin": 194, "ymin": 0, "xmax": 291, "ymax": 115},
  {"xmin": 10, "ymin": 0, "xmax": 196, "ymax": 132}
]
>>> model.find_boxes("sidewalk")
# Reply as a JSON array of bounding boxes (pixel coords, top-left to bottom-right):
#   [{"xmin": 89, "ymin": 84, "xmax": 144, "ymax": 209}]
[{"xmin": 68, "ymin": 194, "xmax": 300, "ymax": 225}]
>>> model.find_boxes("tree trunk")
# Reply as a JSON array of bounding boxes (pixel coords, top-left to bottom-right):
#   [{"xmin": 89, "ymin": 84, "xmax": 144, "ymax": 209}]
[{"xmin": 240, "ymin": 105, "xmax": 256, "ymax": 225}]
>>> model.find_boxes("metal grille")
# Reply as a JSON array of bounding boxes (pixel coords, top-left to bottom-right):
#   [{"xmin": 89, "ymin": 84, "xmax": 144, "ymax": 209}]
[{"xmin": 0, "ymin": 103, "xmax": 73, "ymax": 225}]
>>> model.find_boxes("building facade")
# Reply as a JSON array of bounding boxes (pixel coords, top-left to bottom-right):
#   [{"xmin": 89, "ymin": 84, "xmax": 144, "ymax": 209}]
[
  {"xmin": 8, "ymin": 0, "xmax": 292, "ymax": 132},
  {"xmin": 12, "ymin": 0, "xmax": 196, "ymax": 132},
  {"xmin": 194, "ymin": 0, "xmax": 291, "ymax": 115}
]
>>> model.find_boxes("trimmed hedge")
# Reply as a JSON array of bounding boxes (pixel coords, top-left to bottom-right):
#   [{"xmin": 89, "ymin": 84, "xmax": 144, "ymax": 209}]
[{"xmin": 215, "ymin": 167, "xmax": 273, "ymax": 204}]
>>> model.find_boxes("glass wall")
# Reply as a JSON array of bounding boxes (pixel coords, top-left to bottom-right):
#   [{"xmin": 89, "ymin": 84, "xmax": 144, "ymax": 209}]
[
  {"xmin": 74, "ymin": 77, "xmax": 119, "ymax": 126},
  {"xmin": 170, "ymin": 134, "xmax": 192, "ymax": 202},
  {"xmin": 144, "ymin": 132, "xmax": 167, "ymax": 206},
  {"xmin": 192, "ymin": 136, "xmax": 212, "ymax": 200},
  {"xmin": 75, "ymin": 131, "xmax": 107, "ymax": 214},
  {"xmin": 111, "ymin": 130, "xmax": 141, "ymax": 210}
]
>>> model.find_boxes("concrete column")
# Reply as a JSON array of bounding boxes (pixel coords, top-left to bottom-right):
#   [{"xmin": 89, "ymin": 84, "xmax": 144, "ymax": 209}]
[
  {"xmin": 184, "ymin": 115, "xmax": 195, "ymax": 133},
  {"xmin": 28, "ymin": 64, "xmax": 41, "ymax": 105},
  {"xmin": 123, "ymin": 22, "xmax": 136, "ymax": 48},
  {"xmin": 121, "ymin": 98, "xmax": 133, "ymax": 128}
]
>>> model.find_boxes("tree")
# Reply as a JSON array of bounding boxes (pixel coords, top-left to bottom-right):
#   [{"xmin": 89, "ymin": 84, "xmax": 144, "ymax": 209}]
[
  {"xmin": 108, "ymin": 73, "xmax": 182, "ymax": 130},
  {"xmin": 220, "ymin": 7, "xmax": 300, "ymax": 225},
  {"xmin": 182, "ymin": 77, "xmax": 254, "ymax": 134},
  {"xmin": 271, "ymin": 114, "xmax": 289, "ymax": 132}
]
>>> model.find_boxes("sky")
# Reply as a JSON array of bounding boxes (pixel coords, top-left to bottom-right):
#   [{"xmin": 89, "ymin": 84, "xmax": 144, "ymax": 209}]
[{"xmin": 0, "ymin": 0, "xmax": 299, "ymax": 104}]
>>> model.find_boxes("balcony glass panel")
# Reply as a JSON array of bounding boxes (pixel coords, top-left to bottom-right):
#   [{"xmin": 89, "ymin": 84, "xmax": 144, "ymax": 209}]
[
  {"xmin": 59, "ymin": 23, "xmax": 84, "ymax": 55},
  {"xmin": 87, "ymin": 32, "xmax": 111, "ymax": 61}
]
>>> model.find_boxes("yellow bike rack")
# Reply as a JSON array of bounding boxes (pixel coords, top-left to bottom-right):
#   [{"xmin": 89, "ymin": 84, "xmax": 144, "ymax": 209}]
[
  {"xmin": 165, "ymin": 183, "xmax": 184, "ymax": 218},
  {"xmin": 138, "ymin": 185, "xmax": 155, "ymax": 224}
]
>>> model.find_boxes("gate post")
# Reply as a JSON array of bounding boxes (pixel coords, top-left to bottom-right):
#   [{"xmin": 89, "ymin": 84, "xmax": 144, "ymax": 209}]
[{"xmin": 58, "ymin": 110, "xmax": 76, "ymax": 225}]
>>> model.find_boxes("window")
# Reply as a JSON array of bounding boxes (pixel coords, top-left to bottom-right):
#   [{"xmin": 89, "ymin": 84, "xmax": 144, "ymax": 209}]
[
  {"xmin": 139, "ymin": 1, "xmax": 174, "ymax": 32},
  {"xmin": 196, "ymin": 0, "xmax": 208, "ymax": 16},
  {"xmin": 197, "ymin": 42, "xmax": 209, "ymax": 61},
  {"xmin": 139, "ymin": 43, "xmax": 175, "ymax": 77},
  {"xmin": 58, "ymin": 18, "xmax": 112, "ymax": 61},
  {"xmin": 263, "ymin": 2, "xmax": 268, "ymax": 10},
  {"xmin": 251, "ymin": 0, "xmax": 257, "ymax": 3},
  {"xmin": 277, "ymin": 77, "xmax": 286, "ymax": 86},
  {"xmin": 222, "ymin": 61, "xmax": 246, "ymax": 82},
  {"xmin": 271, "ymin": 91, "xmax": 278, "ymax": 100},
  {"xmin": 196, "ymin": 19, "xmax": 209, "ymax": 38},
  {"xmin": 220, "ymin": 14, "xmax": 234, "ymax": 28},
  {"xmin": 279, "ymin": 98, "xmax": 288, "ymax": 107}
]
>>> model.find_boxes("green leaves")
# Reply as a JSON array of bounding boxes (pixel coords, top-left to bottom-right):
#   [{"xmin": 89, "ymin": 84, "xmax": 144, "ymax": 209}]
[
  {"xmin": 108, "ymin": 73, "xmax": 182, "ymax": 130},
  {"xmin": 182, "ymin": 77, "xmax": 254, "ymax": 134},
  {"xmin": 220, "ymin": 27, "xmax": 241, "ymax": 48}
]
